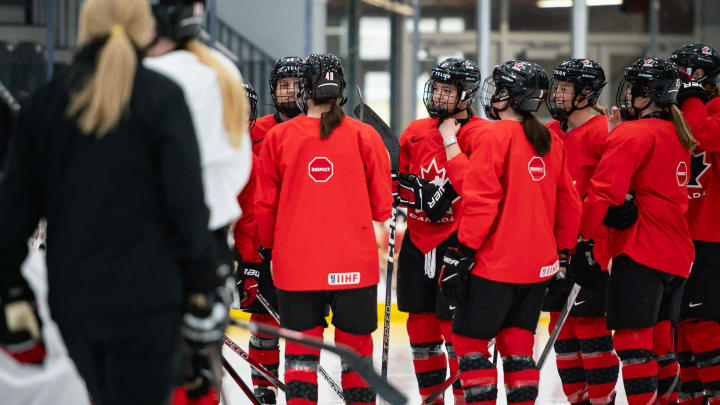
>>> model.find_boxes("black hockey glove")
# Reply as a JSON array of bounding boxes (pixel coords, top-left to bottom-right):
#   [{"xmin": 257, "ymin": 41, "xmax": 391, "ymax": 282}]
[
  {"xmin": 676, "ymin": 78, "xmax": 708, "ymax": 107},
  {"xmin": 182, "ymin": 281, "xmax": 231, "ymax": 345},
  {"xmin": 234, "ymin": 262, "xmax": 261, "ymax": 309},
  {"xmin": 602, "ymin": 193, "xmax": 638, "ymax": 230},
  {"xmin": 568, "ymin": 239, "xmax": 607, "ymax": 290},
  {"xmin": 0, "ymin": 278, "xmax": 45, "ymax": 365},
  {"xmin": 398, "ymin": 173, "xmax": 458, "ymax": 222},
  {"xmin": 438, "ymin": 244, "xmax": 475, "ymax": 307}
]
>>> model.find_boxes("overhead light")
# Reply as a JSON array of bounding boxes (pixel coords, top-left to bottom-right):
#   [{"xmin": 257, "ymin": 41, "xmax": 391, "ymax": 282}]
[{"xmin": 537, "ymin": 0, "xmax": 623, "ymax": 8}]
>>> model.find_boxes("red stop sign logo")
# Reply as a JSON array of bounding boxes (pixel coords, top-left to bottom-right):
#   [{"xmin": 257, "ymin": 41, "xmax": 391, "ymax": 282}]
[
  {"xmin": 528, "ymin": 156, "xmax": 546, "ymax": 181},
  {"xmin": 676, "ymin": 161, "xmax": 688, "ymax": 186},
  {"xmin": 308, "ymin": 157, "xmax": 334, "ymax": 182}
]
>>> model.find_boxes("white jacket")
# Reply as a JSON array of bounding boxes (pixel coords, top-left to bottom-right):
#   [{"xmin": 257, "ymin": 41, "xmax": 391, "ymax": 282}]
[{"xmin": 145, "ymin": 49, "xmax": 252, "ymax": 230}]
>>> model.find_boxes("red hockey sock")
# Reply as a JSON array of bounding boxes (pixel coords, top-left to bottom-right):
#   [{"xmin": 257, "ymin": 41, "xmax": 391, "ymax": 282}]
[
  {"xmin": 497, "ymin": 327, "xmax": 538, "ymax": 405},
  {"xmin": 575, "ymin": 317, "xmax": 619, "ymax": 405},
  {"xmin": 550, "ymin": 313, "xmax": 589, "ymax": 404},
  {"xmin": 441, "ymin": 319, "xmax": 466, "ymax": 405},
  {"xmin": 678, "ymin": 321, "xmax": 704, "ymax": 405},
  {"xmin": 284, "ymin": 326, "xmax": 323, "ymax": 405},
  {"xmin": 335, "ymin": 328, "xmax": 375, "ymax": 405},
  {"xmin": 249, "ymin": 313, "xmax": 280, "ymax": 390},
  {"xmin": 453, "ymin": 333, "xmax": 496, "ymax": 405},
  {"xmin": 684, "ymin": 319, "xmax": 720, "ymax": 405},
  {"xmin": 614, "ymin": 327, "xmax": 658, "ymax": 405},
  {"xmin": 654, "ymin": 321, "xmax": 680, "ymax": 405},
  {"xmin": 407, "ymin": 313, "xmax": 448, "ymax": 404}
]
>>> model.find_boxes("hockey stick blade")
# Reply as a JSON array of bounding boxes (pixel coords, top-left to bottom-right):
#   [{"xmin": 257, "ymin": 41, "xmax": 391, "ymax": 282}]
[
  {"xmin": 353, "ymin": 85, "xmax": 400, "ymax": 173},
  {"xmin": 256, "ymin": 292, "xmax": 346, "ymax": 401},
  {"xmin": 222, "ymin": 355, "xmax": 261, "ymax": 405},
  {"xmin": 230, "ymin": 318, "xmax": 408, "ymax": 405},
  {"xmin": 223, "ymin": 335, "xmax": 286, "ymax": 390},
  {"xmin": 537, "ymin": 283, "xmax": 582, "ymax": 370}
]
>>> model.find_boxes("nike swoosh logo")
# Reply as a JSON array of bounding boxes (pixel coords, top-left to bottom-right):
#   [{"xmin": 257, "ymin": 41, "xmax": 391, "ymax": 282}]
[
  {"xmin": 573, "ymin": 301, "xmax": 585, "ymax": 306},
  {"xmin": 253, "ymin": 138, "xmax": 264, "ymax": 144},
  {"xmin": 411, "ymin": 137, "xmax": 422, "ymax": 143},
  {"xmin": 689, "ymin": 302, "xmax": 703, "ymax": 308}
]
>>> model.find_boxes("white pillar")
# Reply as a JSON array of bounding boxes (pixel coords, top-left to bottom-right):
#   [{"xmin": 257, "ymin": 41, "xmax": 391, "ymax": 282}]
[
  {"xmin": 571, "ymin": 0, "xmax": 588, "ymax": 58},
  {"xmin": 476, "ymin": 0, "xmax": 490, "ymax": 83}
]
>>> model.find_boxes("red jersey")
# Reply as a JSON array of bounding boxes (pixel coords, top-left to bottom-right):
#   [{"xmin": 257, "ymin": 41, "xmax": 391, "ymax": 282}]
[
  {"xmin": 256, "ymin": 115, "xmax": 393, "ymax": 291},
  {"xmin": 233, "ymin": 154, "xmax": 261, "ymax": 263},
  {"xmin": 682, "ymin": 96, "xmax": 720, "ymax": 242},
  {"xmin": 398, "ymin": 116, "xmax": 489, "ymax": 253},
  {"xmin": 547, "ymin": 115, "xmax": 612, "ymax": 270},
  {"xmin": 458, "ymin": 120, "xmax": 581, "ymax": 284},
  {"xmin": 251, "ymin": 114, "xmax": 282, "ymax": 155},
  {"xmin": 580, "ymin": 118, "xmax": 694, "ymax": 278}
]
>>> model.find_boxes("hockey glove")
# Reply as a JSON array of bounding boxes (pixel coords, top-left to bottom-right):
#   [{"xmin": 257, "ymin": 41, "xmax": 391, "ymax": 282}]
[
  {"xmin": 602, "ymin": 193, "xmax": 638, "ymax": 230},
  {"xmin": 183, "ymin": 340, "xmax": 222, "ymax": 401},
  {"xmin": 398, "ymin": 173, "xmax": 458, "ymax": 222},
  {"xmin": 0, "ymin": 278, "xmax": 45, "ymax": 365},
  {"xmin": 234, "ymin": 262, "xmax": 261, "ymax": 309},
  {"xmin": 568, "ymin": 239, "xmax": 606, "ymax": 290},
  {"xmin": 676, "ymin": 77, "xmax": 708, "ymax": 107},
  {"xmin": 182, "ymin": 283, "xmax": 231, "ymax": 345},
  {"xmin": 438, "ymin": 245, "xmax": 475, "ymax": 307}
]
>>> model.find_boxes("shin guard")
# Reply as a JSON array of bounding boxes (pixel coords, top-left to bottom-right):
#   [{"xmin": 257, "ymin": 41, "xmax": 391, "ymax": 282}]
[
  {"xmin": 550, "ymin": 313, "xmax": 590, "ymax": 404},
  {"xmin": 441, "ymin": 320, "xmax": 466, "ymax": 405},
  {"xmin": 614, "ymin": 328, "xmax": 658, "ymax": 405},
  {"xmin": 678, "ymin": 321, "xmax": 704, "ymax": 405},
  {"xmin": 249, "ymin": 313, "xmax": 281, "ymax": 397},
  {"xmin": 454, "ymin": 333, "xmax": 496, "ymax": 405},
  {"xmin": 407, "ymin": 313, "xmax": 448, "ymax": 404},
  {"xmin": 497, "ymin": 327, "xmax": 539, "ymax": 405},
  {"xmin": 334, "ymin": 328, "xmax": 375, "ymax": 405},
  {"xmin": 284, "ymin": 326, "xmax": 323, "ymax": 405},
  {"xmin": 575, "ymin": 317, "xmax": 619, "ymax": 405},
  {"xmin": 654, "ymin": 321, "xmax": 680, "ymax": 405},
  {"xmin": 684, "ymin": 319, "xmax": 720, "ymax": 405}
]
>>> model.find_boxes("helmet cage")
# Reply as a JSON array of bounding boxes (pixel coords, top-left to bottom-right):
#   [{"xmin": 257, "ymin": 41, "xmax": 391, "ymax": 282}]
[
  {"xmin": 243, "ymin": 83, "xmax": 258, "ymax": 131},
  {"xmin": 270, "ymin": 58, "xmax": 304, "ymax": 118}
]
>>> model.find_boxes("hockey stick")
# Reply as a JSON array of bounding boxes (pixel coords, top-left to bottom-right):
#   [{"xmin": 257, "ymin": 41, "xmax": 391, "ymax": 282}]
[
  {"xmin": 230, "ymin": 318, "xmax": 408, "ymax": 405},
  {"xmin": 537, "ymin": 283, "xmax": 581, "ymax": 370},
  {"xmin": 422, "ymin": 339, "xmax": 496, "ymax": 404},
  {"xmin": 222, "ymin": 335, "xmax": 286, "ymax": 391},
  {"xmin": 222, "ymin": 356, "xmax": 261, "ymax": 405},
  {"xmin": 353, "ymin": 85, "xmax": 400, "ymax": 383},
  {"xmin": 255, "ymin": 292, "xmax": 346, "ymax": 401}
]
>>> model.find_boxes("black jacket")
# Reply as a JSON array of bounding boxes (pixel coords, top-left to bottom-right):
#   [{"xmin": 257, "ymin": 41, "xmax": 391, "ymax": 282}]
[{"xmin": 0, "ymin": 44, "xmax": 217, "ymax": 323}]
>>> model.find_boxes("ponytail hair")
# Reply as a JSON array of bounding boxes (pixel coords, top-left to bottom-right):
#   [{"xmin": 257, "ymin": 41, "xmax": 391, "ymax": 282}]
[
  {"xmin": 706, "ymin": 84, "xmax": 720, "ymax": 99},
  {"xmin": 522, "ymin": 112, "xmax": 552, "ymax": 156},
  {"xmin": 669, "ymin": 104, "xmax": 698, "ymax": 151},
  {"xmin": 68, "ymin": 0, "xmax": 152, "ymax": 136},
  {"xmin": 186, "ymin": 39, "xmax": 248, "ymax": 149},
  {"xmin": 590, "ymin": 102, "xmax": 605, "ymax": 114},
  {"xmin": 320, "ymin": 101, "xmax": 345, "ymax": 139}
]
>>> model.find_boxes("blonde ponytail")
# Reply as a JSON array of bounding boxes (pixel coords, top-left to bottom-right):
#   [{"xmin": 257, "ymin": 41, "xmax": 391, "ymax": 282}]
[
  {"xmin": 669, "ymin": 104, "xmax": 698, "ymax": 151},
  {"xmin": 186, "ymin": 39, "xmax": 248, "ymax": 149},
  {"xmin": 68, "ymin": 0, "xmax": 152, "ymax": 137}
]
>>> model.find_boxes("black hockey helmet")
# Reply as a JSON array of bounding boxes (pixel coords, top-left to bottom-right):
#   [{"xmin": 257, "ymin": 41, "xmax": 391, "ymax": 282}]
[
  {"xmin": 616, "ymin": 57, "xmax": 681, "ymax": 120},
  {"xmin": 671, "ymin": 43, "xmax": 720, "ymax": 84},
  {"xmin": 423, "ymin": 58, "xmax": 481, "ymax": 119},
  {"xmin": 269, "ymin": 56, "xmax": 304, "ymax": 118},
  {"xmin": 481, "ymin": 60, "xmax": 549, "ymax": 120},
  {"xmin": 297, "ymin": 53, "xmax": 347, "ymax": 112},
  {"xmin": 546, "ymin": 58, "xmax": 606, "ymax": 123},
  {"xmin": 243, "ymin": 82, "xmax": 258, "ymax": 131},
  {"xmin": 150, "ymin": 0, "xmax": 205, "ymax": 42}
]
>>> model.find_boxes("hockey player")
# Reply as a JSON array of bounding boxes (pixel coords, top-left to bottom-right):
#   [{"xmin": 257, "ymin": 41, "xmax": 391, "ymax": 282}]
[
  {"xmin": 251, "ymin": 56, "xmax": 305, "ymax": 153},
  {"xmin": 232, "ymin": 82, "xmax": 282, "ymax": 405},
  {"xmin": 671, "ymin": 43, "xmax": 720, "ymax": 405},
  {"xmin": 395, "ymin": 57, "xmax": 487, "ymax": 405},
  {"xmin": 256, "ymin": 53, "xmax": 392, "ymax": 405},
  {"xmin": 440, "ymin": 60, "xmax": 582, "ymax": 405},
  {"xmin": 143, "ymin": 1, "xmax": 251, "ymax": 403},
  {"xmin": 0, "ymin": 0, "xmax": 226, "ymax": 404},
  {"xmin": 543, "ymin": 59, "xmax": 620, "ymax": 405},
  {"xmin": 575, "ymin": 57, "xmax": 696, "ymax": 405},
  {"xmin": 233, "ymin": 58, "xmax": 305, "ymax": 405}
]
